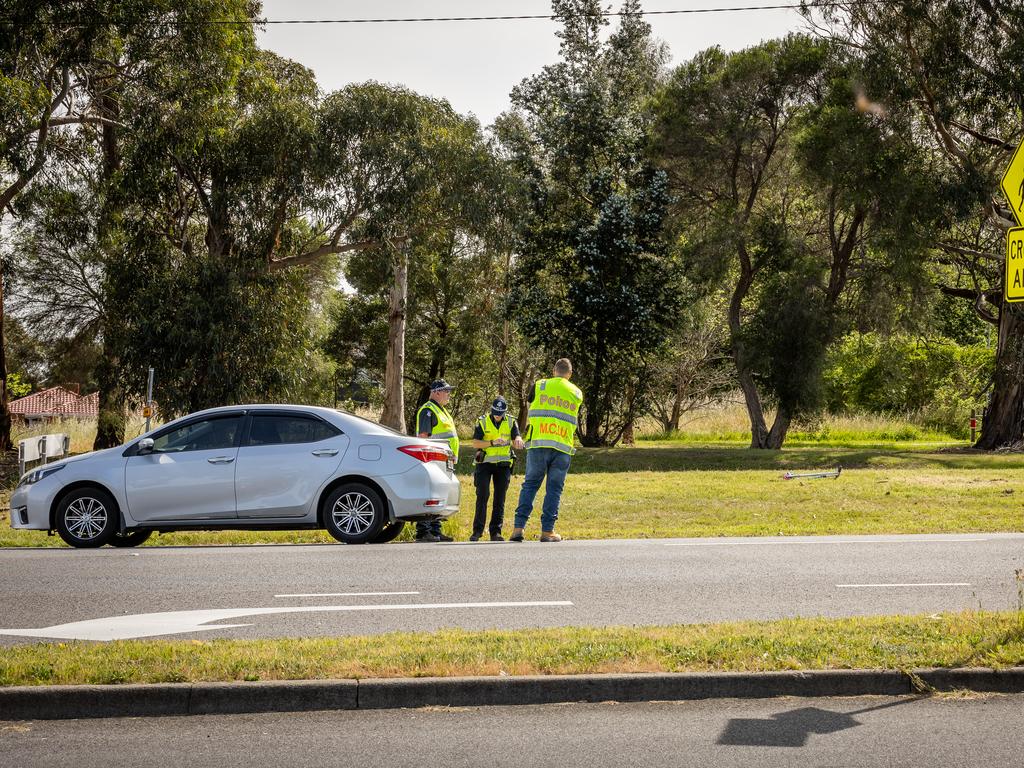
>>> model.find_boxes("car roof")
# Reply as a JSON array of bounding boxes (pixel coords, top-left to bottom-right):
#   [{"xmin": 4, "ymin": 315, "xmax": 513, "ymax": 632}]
[{"xmin": 188, "ymin": 404, "xmax": 339, "ymax": 417}]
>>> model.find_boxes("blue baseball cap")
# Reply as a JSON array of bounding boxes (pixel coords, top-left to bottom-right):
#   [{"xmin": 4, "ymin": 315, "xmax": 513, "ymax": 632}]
[
  {"xmin": 430, "ymin": 379, "xmax": 453, "ymax": 392},
  {"xmin": 490, "ymin": 397, "xmax": 508, "ymax": 416}
]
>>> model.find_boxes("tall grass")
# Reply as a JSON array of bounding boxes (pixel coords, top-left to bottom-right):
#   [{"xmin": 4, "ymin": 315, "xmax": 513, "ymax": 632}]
[{"xmin": 636, "ymin": 402, "xmax": 964, "ymax": 444}]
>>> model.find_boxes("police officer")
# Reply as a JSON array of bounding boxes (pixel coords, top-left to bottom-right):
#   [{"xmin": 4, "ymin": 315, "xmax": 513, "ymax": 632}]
[
  {"xmin": 415, "ymin": 379, "xmax": 459, "ymax": 543},
  {"xmin": 511, "ymin": 358, "xmax": 583, "ymax": 543},
  {"xmin": 469, "ymin": 396, "xmax": 524, "ymax": 542}
]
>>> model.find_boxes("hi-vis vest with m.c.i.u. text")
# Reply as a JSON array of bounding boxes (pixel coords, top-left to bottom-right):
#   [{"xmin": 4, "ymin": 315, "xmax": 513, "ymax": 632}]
[{"xmin": 525, "ymin": 377, "xmax": 583, "ymax": 455}]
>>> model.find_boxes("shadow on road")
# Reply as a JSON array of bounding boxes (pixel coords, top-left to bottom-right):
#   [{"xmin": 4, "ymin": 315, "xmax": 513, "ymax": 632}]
[{"xmin": 716, "ymin": 697, "xmax": 920, "ymax": 748}]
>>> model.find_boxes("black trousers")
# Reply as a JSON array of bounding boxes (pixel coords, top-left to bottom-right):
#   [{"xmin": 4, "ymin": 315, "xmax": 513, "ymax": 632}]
[{"xmin": 473, "ymin": 463, "xmax": 512, "ymax": 535}]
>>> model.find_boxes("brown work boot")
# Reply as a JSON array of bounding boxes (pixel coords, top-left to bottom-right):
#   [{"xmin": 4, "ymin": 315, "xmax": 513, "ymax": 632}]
[
  {"xmin": 510, "ymin": 528, "xmax": 525, "ymax": 542},
  {"xmin": 540, "ymin": 531, "xmax": 562, "ymax": 542}
]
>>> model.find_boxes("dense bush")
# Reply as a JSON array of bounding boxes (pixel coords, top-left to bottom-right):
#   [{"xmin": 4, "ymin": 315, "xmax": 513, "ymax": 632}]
[{"xmin": 822, "ymin": 333, "xmax": 994, "ymax": 438}]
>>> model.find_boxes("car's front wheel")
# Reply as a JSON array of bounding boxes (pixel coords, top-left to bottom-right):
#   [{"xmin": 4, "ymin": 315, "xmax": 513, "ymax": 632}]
[
  {"xmin": 55, "ymin": 487, "xmax": 119, "ymax": 548},
  {"xmin": 109, "ymin": 530, "xmax": 153, "ymax": 548},
  {"xmin": 323, "ymin": 483, "xmax": 387, "ymax": 544}
]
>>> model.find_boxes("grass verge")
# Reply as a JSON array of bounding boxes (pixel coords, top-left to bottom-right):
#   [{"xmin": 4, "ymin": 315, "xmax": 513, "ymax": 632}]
[
  {"xmin": 1, "ymin": 611, "xmax": 1022, "ymax": 686},
  {"xmin": 2, "ymin": 443, "xmax": 1022, "ymax": 547}
]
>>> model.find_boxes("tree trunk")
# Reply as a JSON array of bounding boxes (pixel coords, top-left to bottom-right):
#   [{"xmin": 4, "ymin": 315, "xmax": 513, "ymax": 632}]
[
  {"xmin": 497, "ymin": 318, "xmax": 509, "ymax": 397},
  {"xmin": 93, "ymin": 346, "xmax": 125, "ymax": 449},
  {"xmin": 580, "ymin": 337, "xmax": 607, "ymax": 446},
  {"xmin": 976, "ymin": 302, "xmax": 1024, "ymax": 449},
  {"xmin": 766, "ymin": 406, "xmax": 791, "ymax": 450},
  {"xmin": 380, "ymin": 248, "xmax": 408, "ymax": 432},
  {"xmin": 0, "ymin": 271, "xmax": 12, "ymax": 452},
  {"xmin": 727, "ymin": 247, "xmax": 774, "ymax": 449},
  {"xmin": 93, "ymin": 87, "xmax": 126, "ymax": 450}
]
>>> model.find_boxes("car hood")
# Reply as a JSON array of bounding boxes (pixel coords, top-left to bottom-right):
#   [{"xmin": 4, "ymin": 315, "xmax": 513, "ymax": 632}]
[{"xmin": 55, "ymin": 445, "xmax": 125, "ymax": 467}]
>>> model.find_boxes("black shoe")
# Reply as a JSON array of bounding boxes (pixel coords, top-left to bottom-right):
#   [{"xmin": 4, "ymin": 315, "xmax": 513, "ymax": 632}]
[
  {"xmin": 469, "ymin": 534, "xmax": 481, "ymax": 542},
  {"xmin": 509, "ymin": 532, "xmax": 524, "ymax": 543},
  {"xmin": 415, "ymin": 534, "xmax": 440, "ymax": 543},
  {"xmin": 490, "ymin": 533, "xmax": 504, "ymax": 542},
  {"xmin": 437, "ymin": 533, "xmax": 454, "ymax": 542}
]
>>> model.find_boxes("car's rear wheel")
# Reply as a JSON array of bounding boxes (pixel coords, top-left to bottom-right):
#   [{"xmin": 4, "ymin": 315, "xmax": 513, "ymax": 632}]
[
  {"xmin": 55, "ymin": 487, "xmax": 118, "ymax": 548},
  {"xmin": 370, "ymin": 520, "xmax": 406, "ymax": 544},
  {"xmin": 323, "ymin": 483, "xmax": 387, "ymax": 544},
  {"xmin": 109, "ymin": 530, "xmax": 152, "ymax": 548}
]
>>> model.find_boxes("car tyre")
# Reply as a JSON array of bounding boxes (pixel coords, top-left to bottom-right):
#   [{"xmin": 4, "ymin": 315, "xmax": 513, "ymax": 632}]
[
  {"xmin": 109, "ymin": 530, "xmax": 153, "ymax": 548},
  {"xmin": 369, "ymin": 520, "xmax": 406, "ymax": 544},
  {"xmin": 55, "ymin": 487, "xmax": 119, "ymax": 548},
  {"xmin": 323, "ymin": 483, "xmax": 387, "ymax": 544}
]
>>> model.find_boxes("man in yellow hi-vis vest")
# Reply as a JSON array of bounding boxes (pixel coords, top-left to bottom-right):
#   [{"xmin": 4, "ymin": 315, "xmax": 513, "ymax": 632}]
[
  {"xmin": 510, "ymin": 358, "xmax": 583, "ymax": 543},
  {"xmin": 415, "ymin": 379, "xmax": 459, "ymax": 543}
]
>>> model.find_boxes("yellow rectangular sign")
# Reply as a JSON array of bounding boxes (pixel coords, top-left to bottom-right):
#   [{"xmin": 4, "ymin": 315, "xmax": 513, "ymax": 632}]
[{"xmin": 1007, "ymin": 227, "xmax": 1024, "ymax": 303}]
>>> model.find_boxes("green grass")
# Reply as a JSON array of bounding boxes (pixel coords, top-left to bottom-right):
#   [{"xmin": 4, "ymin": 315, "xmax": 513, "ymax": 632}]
[
  {"xmin": 2, "ymin": 441, "xmax": 1022, "ymax": 547},
  {"xmin": 1, "ymin": 611, "xmax": 1021, "ymax": 686}
]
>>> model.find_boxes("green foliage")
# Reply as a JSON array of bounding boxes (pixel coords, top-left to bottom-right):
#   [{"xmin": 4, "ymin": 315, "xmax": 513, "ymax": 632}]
[
  {"xmin": 503, "ymin": 1, "xmax": 685, "ymax": 445},
  {"xmin": 823, "ymin": 332, "xmax": 994, "ymax": 437},
  {"xmin": 652, "ymin": 35, "xmax": 942, "ymax": 446},
  {"xmin": 5, "ymin": 372, "xmax": 31, "ymax": 398}
]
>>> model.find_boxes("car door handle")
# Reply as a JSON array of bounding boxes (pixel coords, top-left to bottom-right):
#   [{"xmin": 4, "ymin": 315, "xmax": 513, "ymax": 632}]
[
  {"xmin": 207, "ymin": 456, "xmax": 236, "ymax": 464},
  {"xmin": 312, "ymin": 448, "xmax": 339, "ymax": 457}
]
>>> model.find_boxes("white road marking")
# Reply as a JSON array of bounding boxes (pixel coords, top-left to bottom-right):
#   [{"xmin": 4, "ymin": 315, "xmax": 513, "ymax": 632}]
[
  {"xmin": 0, "ymin": 601, "xmax": 574, "ymax": 642},
  {"xmin": 663, "ymin": 540, "xmax": 991, "ymax": 548},
  {"xmin": 274, "ymin": 591, "xmax": 420, "ymax": 598},
  {"xmin": 836, "ymin": 583, "xmax": 971, "ymax": 588}
]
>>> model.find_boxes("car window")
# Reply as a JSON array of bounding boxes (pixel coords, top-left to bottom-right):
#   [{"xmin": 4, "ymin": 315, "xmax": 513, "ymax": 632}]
[
  {"xmin": 152, "ymin": 415, "xmax": 242, "ymax": 453},
  {"xmin": 246, "ymin": 414, "xmax": 341, "ymax": 446}
]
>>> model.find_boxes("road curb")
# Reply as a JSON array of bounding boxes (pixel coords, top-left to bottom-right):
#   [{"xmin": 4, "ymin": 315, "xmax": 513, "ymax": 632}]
[{"xmin": 1, "ymin": 668, "xmax": 1022, "ymax": 720}]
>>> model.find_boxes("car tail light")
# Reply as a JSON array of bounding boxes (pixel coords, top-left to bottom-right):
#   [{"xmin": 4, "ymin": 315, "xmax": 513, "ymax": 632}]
[{"xmin": 398, "ymin": 445, "xmax": 450, "ymax": 463}]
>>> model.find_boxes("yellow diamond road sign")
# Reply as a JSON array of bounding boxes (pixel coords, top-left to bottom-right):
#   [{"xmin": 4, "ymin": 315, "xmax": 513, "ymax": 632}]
[
  {"xmin": 1007, "ymin": 228, "xmax": 1024, "ymax": 303},
  {"xmin": 1001, "ymin": 137, "xmax": 1024, "ymax": 226}
]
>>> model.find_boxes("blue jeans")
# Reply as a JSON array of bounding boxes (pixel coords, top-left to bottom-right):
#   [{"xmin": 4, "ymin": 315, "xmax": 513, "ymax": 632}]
[{"xmin": 513, "ymin": 448, "xmax": 572, "ymax": 532}]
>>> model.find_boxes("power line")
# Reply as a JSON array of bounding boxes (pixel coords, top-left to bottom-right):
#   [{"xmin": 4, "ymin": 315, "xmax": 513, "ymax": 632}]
[
  {"xmin": 0, "ymin": 3, "xmax": 861, "ymax": 27},
  {"xmin": 223, "ymin": 3, "xmax": 835, "ymax": 24}
]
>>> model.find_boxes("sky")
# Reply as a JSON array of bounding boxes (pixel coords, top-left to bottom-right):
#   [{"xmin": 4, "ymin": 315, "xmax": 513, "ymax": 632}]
[{"xmin": 257, "ymin": 1, "xmax": 808, "ymax": 126}]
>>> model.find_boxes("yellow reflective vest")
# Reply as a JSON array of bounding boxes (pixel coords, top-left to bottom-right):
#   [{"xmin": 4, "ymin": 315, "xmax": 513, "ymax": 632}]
[
  {"xmin": 418, "ymin": 399, "xmax": 459, "ymax": 459},
  {"xmin": 478, "ymin": 415, "xmax": 513, "ymax": 464},
  {"xmin": 525, "ymin": 377, "xmax": 583, "ymax": 455}
]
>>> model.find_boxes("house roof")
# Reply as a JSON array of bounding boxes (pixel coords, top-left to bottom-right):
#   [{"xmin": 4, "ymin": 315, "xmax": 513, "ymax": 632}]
[{"xmin": 9, "ymin": 387, "xmax": 100, "ymax": 418}]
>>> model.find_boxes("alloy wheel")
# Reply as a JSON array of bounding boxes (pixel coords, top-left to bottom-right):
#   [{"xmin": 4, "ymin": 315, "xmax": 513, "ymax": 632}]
[
  {"xmin": 331, "ymin": 492, "xmax": 375, "ymax": 535},
  {"xmin": 64, "ymin": 497, "xmax": 108, "ymax": 541}
]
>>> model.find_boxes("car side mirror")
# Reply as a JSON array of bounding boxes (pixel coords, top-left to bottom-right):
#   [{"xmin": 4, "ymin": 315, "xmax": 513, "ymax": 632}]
[{"xmin": 137, "ymin": 438, "xmax": 155, "ymax": 456}]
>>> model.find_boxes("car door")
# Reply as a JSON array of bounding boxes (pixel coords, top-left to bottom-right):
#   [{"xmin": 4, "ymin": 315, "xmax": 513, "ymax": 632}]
[
  {"xmin": 234, "ymin": 411, "xmax": 350, "ymax": 518},
  {"xmin": 125, "ymin": 413, "xmax": 243, "ymax": 522}
]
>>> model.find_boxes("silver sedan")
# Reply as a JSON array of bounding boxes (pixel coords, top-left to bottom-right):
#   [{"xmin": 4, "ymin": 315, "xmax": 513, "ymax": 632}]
[{"xmin": 9, "ymin": 405, "xmax": 460, "ymax": 548}]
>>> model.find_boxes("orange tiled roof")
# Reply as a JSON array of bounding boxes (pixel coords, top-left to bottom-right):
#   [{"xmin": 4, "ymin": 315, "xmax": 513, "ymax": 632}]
[{"xmin": 8, "ymin": 387, "xmax": 99, "ymax": 418}]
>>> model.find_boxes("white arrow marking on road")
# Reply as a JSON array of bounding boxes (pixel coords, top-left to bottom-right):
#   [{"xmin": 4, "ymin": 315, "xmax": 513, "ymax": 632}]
[
  {"xmin": 664, "ymin": 539, "xmax": 989, "ymax": 546},
  {"xmin": 836, "ymin": 583, "xmax": 971, "ymax": 588},
  {"xmin": 0, "ymin": 601, "xmax": 574, "ymax": 642},
  {"xmin": 274, "ymin": 591, "xmax": 421, "ymax": 598}
]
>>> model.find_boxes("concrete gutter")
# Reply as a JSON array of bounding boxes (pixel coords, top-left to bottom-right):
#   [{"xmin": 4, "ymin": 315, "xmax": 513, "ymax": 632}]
[{"xmin": 2, "ymin": 668, "xmax": 1022, "ymax": 721}]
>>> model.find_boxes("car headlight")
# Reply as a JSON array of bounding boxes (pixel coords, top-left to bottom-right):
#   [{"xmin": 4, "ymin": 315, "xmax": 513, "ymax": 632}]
[{"xmin": 18, "ymin": 464, "xmax": 66, "ymax": 487}]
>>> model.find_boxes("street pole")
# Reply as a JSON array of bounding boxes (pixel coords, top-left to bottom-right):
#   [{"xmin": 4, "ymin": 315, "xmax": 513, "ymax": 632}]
[{"xmin": 145, "ymin": 367, "xmax": 154, "ymax": 432}]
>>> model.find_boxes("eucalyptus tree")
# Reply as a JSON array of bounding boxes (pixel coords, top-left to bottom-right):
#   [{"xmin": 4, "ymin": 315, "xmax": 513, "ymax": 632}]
[
  {"xmin": 805, "ymin": 0, "xmax": 1024, "ymax": 448},
  {"xmin": 1, "ymin": 1, "xmax": 119, "ymax": 450},
  {"xmin": 316, "ymin": 84, "xmax": 498, "ymax": 431},
  {"xmin": 652, "ymin": 36, "xmax": 939, "ymax": 447},
  {"xmin": 501, "ymin": 0, "xmax": 686, "ymax": 446}
]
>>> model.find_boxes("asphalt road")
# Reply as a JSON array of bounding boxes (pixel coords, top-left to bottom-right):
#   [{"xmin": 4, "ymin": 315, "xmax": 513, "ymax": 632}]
[
  {"xmin": 3, "ymin": 694, "xmax": 1022, "ymax": 767},
  {"xmin": 1, "ymin": 533, "xmax": 1022, "ymax": 643}
]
